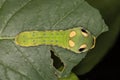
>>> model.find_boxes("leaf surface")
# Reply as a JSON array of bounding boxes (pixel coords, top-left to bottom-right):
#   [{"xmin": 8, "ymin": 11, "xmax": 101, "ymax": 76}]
[{"xmin": 0, "ymin": 0, "xmax": 108, "ymax": 80}]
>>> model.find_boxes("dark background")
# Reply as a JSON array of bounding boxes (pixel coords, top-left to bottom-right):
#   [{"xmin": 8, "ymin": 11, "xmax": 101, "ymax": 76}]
[
  {"xmin": 79, "ymin": 0, "xmax": 120, "ymax": 80},
  {"xmin": 80, "ymin": 35, "xmax": 120, "ymax": 80}
]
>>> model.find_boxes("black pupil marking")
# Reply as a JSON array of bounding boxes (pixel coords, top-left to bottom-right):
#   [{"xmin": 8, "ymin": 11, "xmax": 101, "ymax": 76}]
[
  {"xmin": 81, "ymin": 28, "xmax": 88, "ymax": 33},
  {"xmin": 79, "ymin": 48, "xmax": 85, "ymax": 52},
  {"xmin": 92, "ymin": 38, "xmax": 95, "ymax": 48}
]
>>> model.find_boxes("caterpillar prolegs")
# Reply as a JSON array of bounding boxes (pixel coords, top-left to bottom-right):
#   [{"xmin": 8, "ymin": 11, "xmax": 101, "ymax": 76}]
[{"xmin": 15, "ymin": 27, "xmax": 96, "ymax": 53}]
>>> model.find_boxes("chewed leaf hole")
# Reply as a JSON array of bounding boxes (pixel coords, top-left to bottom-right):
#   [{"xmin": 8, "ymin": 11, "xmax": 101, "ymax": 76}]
[{"xmin": 50, "ymin": 50, "xmax": 64, "ymax": 71}]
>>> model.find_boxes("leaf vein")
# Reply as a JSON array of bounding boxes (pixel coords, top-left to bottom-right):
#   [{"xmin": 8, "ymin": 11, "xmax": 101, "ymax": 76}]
[
  {"xmin": 0, "ymin": 0, "xmax": 6, "ymax": 10},
  {"xmin": 14, "ymin": 45, "xmax": 44, "ymax": 80},
  {"xmin": 0, "ymin": 0, "xmax": 33, "ymax": 34},
  {"xmin": 0, "ymin": 62, "xmax": 30, "ymax": 80},
  {"xmin": 52, "ymin": 1, "xmax": 84, "ymax": 29}
]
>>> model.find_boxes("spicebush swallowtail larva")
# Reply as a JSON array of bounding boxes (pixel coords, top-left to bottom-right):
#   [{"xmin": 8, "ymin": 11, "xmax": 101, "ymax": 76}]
[{"xmin": 15, "ymin": 27, "xmax": 96, "ymax": 53}]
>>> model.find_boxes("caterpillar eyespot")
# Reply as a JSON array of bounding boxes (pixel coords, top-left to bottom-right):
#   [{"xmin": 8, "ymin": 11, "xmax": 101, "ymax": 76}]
[
  {"xmin": 79, "ymin": 44, "xmax": 87, "ymax": 52},
  {"xmin": 15, "ymin": 27, "xmax": 96, "ymax": 53}
]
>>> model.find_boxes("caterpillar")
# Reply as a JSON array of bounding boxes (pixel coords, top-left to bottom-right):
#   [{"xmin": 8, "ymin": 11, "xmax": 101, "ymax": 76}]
[{"xmin": 15, "ymin": 27, "xmax": 96, "ymax": 53}]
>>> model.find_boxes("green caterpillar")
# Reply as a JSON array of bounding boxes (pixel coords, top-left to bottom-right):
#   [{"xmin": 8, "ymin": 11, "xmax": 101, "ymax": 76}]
[{"xmin": 15, "ymin": 27, "xmax": 96, "ymax": 53}]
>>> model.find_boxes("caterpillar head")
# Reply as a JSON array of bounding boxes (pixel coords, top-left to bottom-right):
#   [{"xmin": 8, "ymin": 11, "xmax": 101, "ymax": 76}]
[{"xmin": 68, "ymin": 27, "xmax": 96, "ymax": 53}]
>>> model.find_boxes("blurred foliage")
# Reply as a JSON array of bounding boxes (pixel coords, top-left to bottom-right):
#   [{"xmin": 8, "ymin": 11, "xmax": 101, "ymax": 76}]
[
  {"xmin": 86, "ymin": 0, "xmax": 120, "ymax": 25},
  {"xmin": 73, "ymin": 0, "xmax": 120, "ymax": 75}
]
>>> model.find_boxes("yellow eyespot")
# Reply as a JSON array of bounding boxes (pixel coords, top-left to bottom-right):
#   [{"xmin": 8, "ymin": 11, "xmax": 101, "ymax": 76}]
[
  {"xmin": 81, "ymin": 28, "xmax": 89, "ymax": 37},
  {"xmin": 69, "ymin": 31, "xmax": 76, "ymax": 38},
  {"xmin": 69, "ymin": 40, "xmax": 75, "ymax": 47},
  {"xmin": 79, "ymin": 44, "xmax": 87, "ymax": 52}
]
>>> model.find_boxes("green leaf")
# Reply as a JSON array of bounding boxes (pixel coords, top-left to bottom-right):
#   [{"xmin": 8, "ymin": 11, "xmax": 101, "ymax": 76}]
[
  {"xmin": 0, "ymin": 0, "xmax": 108, "ymax": 80},
  {"xmin": 73, "ymin": 0, "xmax": 119, "ymax": 75},
  {"xmin": 73, "ymin": 14, "xmax": 120, "ymax": 75}
]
